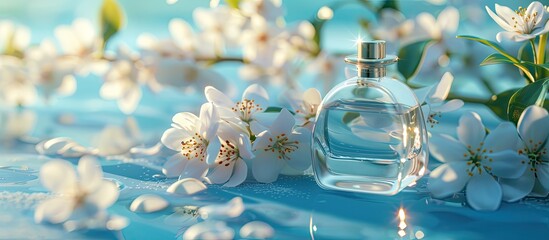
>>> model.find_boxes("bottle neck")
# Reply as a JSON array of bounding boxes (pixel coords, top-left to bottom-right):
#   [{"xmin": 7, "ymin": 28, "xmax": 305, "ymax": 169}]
[{"xmin": 357, "ymin": 66, "xmax": 386, "ymax": 78}]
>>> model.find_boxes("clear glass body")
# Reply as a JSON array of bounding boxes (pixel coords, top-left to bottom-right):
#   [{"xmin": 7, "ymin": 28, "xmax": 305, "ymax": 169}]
[{"xmin": 312, "ymin": 76, "xmax": 428, "ymax": 195}]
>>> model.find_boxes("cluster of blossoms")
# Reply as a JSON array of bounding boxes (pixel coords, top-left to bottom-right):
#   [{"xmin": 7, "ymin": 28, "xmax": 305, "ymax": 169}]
[
  {"xmin": 428, "ymin": 106, "xmax": 549, "ymax": 211},
  {"xmin": 161, "ymin": 84, "xmax": 318, "ymax": 186},
  {"xmin": 0, "ymin": 0, "xmax": 317, "ymax": 115}
]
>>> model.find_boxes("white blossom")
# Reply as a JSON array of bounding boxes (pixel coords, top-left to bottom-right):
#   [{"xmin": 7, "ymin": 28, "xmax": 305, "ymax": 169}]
[
  {"xmin": 428, "ymin": 112, "xmax": 527, "ymax": 211},
  {"xmin": 34, "ymin": 156, "xmax": 122, "ymax": 227},
  {"xmin": 486, "ymin": 1, "xmax": 549, "ymax": 42},
  {"xmin": 161, "ymin": 103, "xmax": 220, "ymax": 180},
  {"xmin": 252, "ymin": 109, "xmax": 312, "ymax": 183}
]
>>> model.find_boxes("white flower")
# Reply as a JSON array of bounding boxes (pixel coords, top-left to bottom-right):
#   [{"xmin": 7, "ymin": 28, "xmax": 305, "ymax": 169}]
[
  {"xmin": 372, "ymin": 9, "xmax": 414, "ymax": 49},
  {"xmin": 486, "ymin": 1, "xmax": 549, "ymax": 42},
  {"xmin": 100, "ymin": 45, "xmax": 150, "ymax": 114},
  {"xmin": 240, "ymin": 16, "xmax": 285, "ymax": 68},
  {"xmin": 252, "ymin": 109, "xmax": 312, "ymax": 183},
  {"xmin": 500, "ymin": 106, "xmax": 549, "ymax": 201},
  {"xmin": 26, "ymin": 40, "xmax": 77, "ymax": 102},
  {"xmin": 168, "ymin": 19, "xmax": 217, "ymax": 59},
  {"xmin": 412, "ymin": 7, "xmax": 462, "ymax": 83},
  {"xmin": 428, "ymin": 112, "xmax": 527, "ymax": 211},
  {"xmin": 161, "ymin": 103, "xmax": 220, "ymax": 180},
  {"xmin": 193, "ymin": 6, "xmax": 245, "ymax": 54},
  {"xmin": 239, "ymin": 0, "xmax": 283, "ymax": 22},
  {"xmin": 283, "ymin": 88, "xmax": 321, "ymax": 129},
  {"xmin": 414, "ymin": 72, "xmax": 464, "ymax": 127},
  {"xmin": 205, "ymin": 84, "xmax": 269, "ymax": 135},
  {"xmin": 54, "ymin": 19, "xmax": 109, "ymax": 75},
  {"xmin": 0, "ymin": 56, "xmax": 37, "ymax": 107},
  {"xmin": 34, "ymin": 156, "xmax": 120, "ymax": 225},
  {"xmin": 415, "ymin": 6, "xmax": 459, "ymax": 41},
  {"xmin": 205, "ymin": 122, "xmax": 254, "ymax": 187}
]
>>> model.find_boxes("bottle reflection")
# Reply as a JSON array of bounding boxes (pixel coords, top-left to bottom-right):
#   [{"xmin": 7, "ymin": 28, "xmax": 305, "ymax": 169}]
[{"xmin": 309, "ymin": 193, "xmax": 426, "ymax": 239}]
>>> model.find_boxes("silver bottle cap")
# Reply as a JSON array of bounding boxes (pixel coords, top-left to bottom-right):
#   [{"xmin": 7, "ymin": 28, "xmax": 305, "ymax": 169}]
[
  {"xmin": 358, "ymin": 40, "xmax": 386, "ymax": 59},
  {"xmin": 345, "ymin": 40, "xmax": 398, "ymax": 78}
]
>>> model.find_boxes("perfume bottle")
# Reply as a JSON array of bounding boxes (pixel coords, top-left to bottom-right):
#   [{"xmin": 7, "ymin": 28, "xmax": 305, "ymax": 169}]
[{"xmin": 312, "ymin": 40, "xmax": 428, "ymax": 195}]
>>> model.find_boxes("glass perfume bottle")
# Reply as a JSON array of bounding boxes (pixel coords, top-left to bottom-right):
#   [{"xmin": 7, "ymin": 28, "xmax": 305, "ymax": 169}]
[{"xmin": 312, "ymin": 40, "xmax": 428, "ymax": 195}]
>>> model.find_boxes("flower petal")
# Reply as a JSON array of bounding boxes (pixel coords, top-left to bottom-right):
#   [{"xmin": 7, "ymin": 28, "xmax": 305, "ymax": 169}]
[
  {"xmin": 536, "ymin": 162, "xmax": 549, "ymax": 191},
  {"xmin": 40, "ymin": 160, "xmax": 77, "ymax": 194},
  {"xmin": 181, "ymin": 159, "xmax": 209, "ymax": 180},
  {"xmin": 483, "ymin": 122, "xmax": 518, "ymax": 152},
  {"xmin": 466, "ymin": 174, "xmax": 502, "ymax": 211},
  {"xmin": 240, "ymin": 221, "xmax": 275, "ymax": 239},
  {"xmin": 485, "ymin": 150, "xmax": 527, "ymax": 178},
  {"xmin": 517, "ymin": 106, "xmax": 549, "ymax": 151},
  {"xmin": 430, "ymin": 99, "xmax": 464, "ymax": 113},
  {"xmin": 457, "ymin": 112, "xmax": 485, "ymax": 149},
  {"xmin": 161, "ymin": 128, "xmax": 189, "ymax": 151},
  {"xmin": 285, "ymin": 127, "xmax": 312, "ymax": 171},
  {"xmin": 172, "ymin": 112, "xmax": 200, "ymax": 132},
  {"xmin": 252, "ymin": 150, "xmax": 284, "ymax": 183},
  {"xmin": 166, "ymin": 178, "xmax": 207, "ymax": 195},
  {"xmin": 242, "ymin": 83, "xmax": 269, "ymax": 109},
  {"xmin": 207, "ymin": 164, "xmax": 233, "ymax": 184},
  {"xmin": 182, "ymin": 221, "xmax": 235, "ymax": 240},
  {"xmin": 199, "ymin": 102, "xmax": 219, "ymax": 140},
  {"xmin": 496, "ymin": 31, "xmax": 526, "ymax": 42},
  {"xmin": 437, "ymin": 7, "xmax": 459, "ymax": 34},
  {"xmin": 428, "ymin": 161, "xmax": 470, "ymax": 198},
  {"xmin": 429, "ymin": 134, "xmax": 468, "ymax": 163},
  {"xmin": 269, "ymin": 108, "xmax": 295, "ymax": 137},
  {"xmin": 86, "ymin": 180, "xmax": 119, "ymax": 209},
  {"xmin": 130, "ymin": 194, "xmax": 169, "ymax": 213},
  {"xmin": 77, "ymin": 156, "xmax": 103, "ymax": 192},
  {"xmin": 163, "ymin": 153, "xmax": 188, "ymax": 178},
  {"xmin": 428, "ymin": 72, "xmax": 453, "ymax": 103},
  {"xmin": 500, "ymin": 169, "xmax": 535, "ymax": 202},
  {"xmin": 118, "ymin": 86, "xmax": 141, "ymax": 115},
  {"xmin": 224, "ymin": 158, "xmax": 248, "ymax": 187},
  {"xmin": 486, "ymin": 5, "xmax": 515, "ymax": 32},
  {"xmin": 237, "ymin": 134, "xmax": 255, "ymax": 160},
  {"xmin": 206, "ymin": 136, "xmax": 221, "ymax": 165},
  {"xmin": 198, "ymin": 197, "xmax": 244, "ymax": 220},
  {"xmin": 303, "ymin": 88, "xmax": 321, "ymax": 107},
  {"xmin": 34, "ymin": 197, "xmax": 74, "ymax": 224},
  {"xmin": 204, "ymin": 86, "xmax": 234, "ymax": 109}
]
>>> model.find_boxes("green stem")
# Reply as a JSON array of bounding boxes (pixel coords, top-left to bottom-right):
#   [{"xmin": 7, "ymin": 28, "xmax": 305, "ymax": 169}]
[
  {"xmin": 538, "ymin": 33, "xmax": 547, "ymax": 66},
  {"xmin": 530, "ymin": 39, "xmax": 539, "ymax": 79}
]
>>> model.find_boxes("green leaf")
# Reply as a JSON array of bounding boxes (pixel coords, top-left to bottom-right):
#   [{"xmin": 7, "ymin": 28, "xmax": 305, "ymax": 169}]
[
  {"xmin": 480, "ymin": 53, "xmax": 515, "ymax": 66},
  {"xmin": 457, "ymin": 35, "xmax": 518, "ymax": 63},
  {"xmin": 397, "ymin": 39, "xmax": 434, "ymax": 80},
  {"xmin": 100, "ymin": 0, "xmax": 124, "ymax": 51},
  {"xmin": 521, "ymin": 61, "xmax": 549, "ymax": 73},
  {"xmin": 264, "ymin": 107, "xmax": 294, "ymax": 115},
  {"xmin": 380, "ymin": 0, "xmax": 398, "ymax": 11},
  {"xmin": 225, "ymin": 0, "xmax": 240, "ymax": 9},
  {"xmin": 342, "ymin": 112, "xmax": 359, "ymax": 124},
  {"xmin": 485, "ymin": 88, "xmax": 517, "ymax": 120},
  {"xmin": 310, "ymin": 19, "xmax": 326, "ymax": 56},
  {"xmin": 507, "ymin": 77, "xmax": 549, "ymax": 123}
]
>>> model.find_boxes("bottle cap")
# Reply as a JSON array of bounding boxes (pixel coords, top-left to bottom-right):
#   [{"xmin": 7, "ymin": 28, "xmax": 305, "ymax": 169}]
[{"xmin": 357, "ymin": 40, "xmax": 386, "ymax": 60}]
